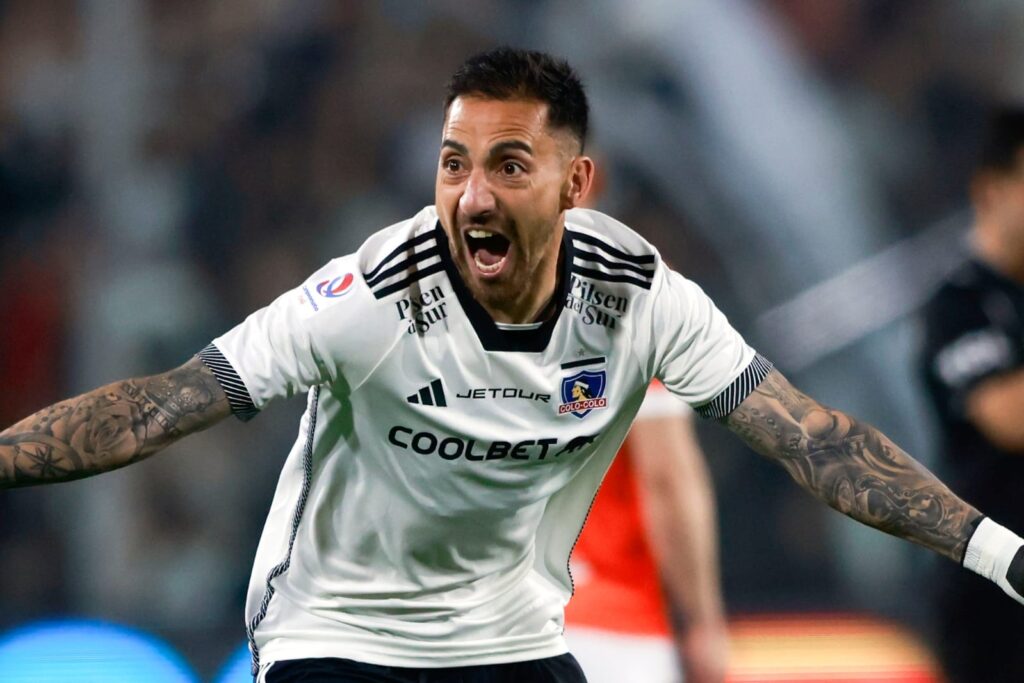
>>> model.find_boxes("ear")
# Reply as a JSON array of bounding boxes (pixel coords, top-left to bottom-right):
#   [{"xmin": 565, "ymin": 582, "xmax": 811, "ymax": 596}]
[{"xmin": 561, "ymin": 156, "xmax": 596, "ymax": 211}]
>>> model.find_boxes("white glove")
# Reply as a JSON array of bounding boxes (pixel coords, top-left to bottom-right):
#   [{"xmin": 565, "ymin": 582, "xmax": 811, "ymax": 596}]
[{"xmin": 962, "ymin": 517, "xmax": 1024, "ymax": 605}]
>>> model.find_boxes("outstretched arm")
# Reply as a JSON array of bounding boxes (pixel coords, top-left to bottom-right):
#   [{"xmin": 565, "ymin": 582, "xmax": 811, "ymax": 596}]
[
  {"xmin": 726, "ymin": 366, "xmax": 1024, "ymax": 606},
  {"xmin": 0, "ymin": 357, "xmax": 230, "ymax": 488},
  {"xmin": 725, "ymin": 368, "xmax": 980, "ymax": 562}
]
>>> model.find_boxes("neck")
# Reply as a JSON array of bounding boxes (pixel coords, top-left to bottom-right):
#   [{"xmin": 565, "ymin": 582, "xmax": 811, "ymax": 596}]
[{"xmin": 973, "ymin": 222, "xmax": 1024, "ymax": 284}]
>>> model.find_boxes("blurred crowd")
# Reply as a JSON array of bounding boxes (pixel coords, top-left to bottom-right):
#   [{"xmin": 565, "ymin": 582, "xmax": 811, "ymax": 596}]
[{"xmin": 2, "ymin": 0, "xmax": 1024, "ymax": 677}]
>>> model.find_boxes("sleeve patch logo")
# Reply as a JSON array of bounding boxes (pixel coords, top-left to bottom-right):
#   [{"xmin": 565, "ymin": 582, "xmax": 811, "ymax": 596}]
[
  {"xmin": 316, "ymin": 273, "xmax": 355, "ymax": 299},
  {"xmin": 558, "ymin": 370, "xmax": 608, "ymax": 418}
]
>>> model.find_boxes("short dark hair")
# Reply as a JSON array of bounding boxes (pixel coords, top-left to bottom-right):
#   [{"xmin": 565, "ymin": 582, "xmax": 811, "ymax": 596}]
[
  {"xmin": 977, "ymin": 105, "xmax": 1024, "ymax": 173},
  {"xmin": 444, "ymin": 47, "xmax": 589, "ymax": 150}
]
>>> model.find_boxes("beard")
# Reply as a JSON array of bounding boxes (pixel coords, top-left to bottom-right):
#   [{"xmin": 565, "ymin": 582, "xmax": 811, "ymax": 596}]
[{"xmin": 444, "ymin": 208, "xmax": 562, "ymax": 321}]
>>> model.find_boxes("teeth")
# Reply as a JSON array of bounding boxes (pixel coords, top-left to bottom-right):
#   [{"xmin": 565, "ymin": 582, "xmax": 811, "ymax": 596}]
[
  {"xmin": 468, "ymin": 229, "xmax": 495, "ymax": 238},
  {"xmin": 474, "ymin": 252, "xmax": 506, "ymax": 273}
]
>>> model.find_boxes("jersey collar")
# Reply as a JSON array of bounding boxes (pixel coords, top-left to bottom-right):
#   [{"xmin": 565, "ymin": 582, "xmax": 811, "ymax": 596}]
[{"xmin": 435, "ymin": 221, "xmax": 573, "ymax": 352}]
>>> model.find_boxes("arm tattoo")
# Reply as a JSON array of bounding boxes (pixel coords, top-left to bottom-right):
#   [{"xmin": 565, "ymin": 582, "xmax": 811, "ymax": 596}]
[
  {"xmin": 726, "ymin": 369, "xmax": 981, "ymax": 563},
  {"xmin": 0, "ymin": 357, "xmax": 231, "ymax": 488}
]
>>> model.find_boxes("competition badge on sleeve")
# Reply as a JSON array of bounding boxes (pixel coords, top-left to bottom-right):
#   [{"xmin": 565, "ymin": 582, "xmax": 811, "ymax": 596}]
[
  {"xmin": 301, "ymin": 272, "xmax": 356, "ymax": 315},
  {"xmin": 316, "ymin": 274, "xmax": 355, "ymax": 299},
  {"xmin": 558, "ymin": 370, "xmax": 608, "ymax": 419}
]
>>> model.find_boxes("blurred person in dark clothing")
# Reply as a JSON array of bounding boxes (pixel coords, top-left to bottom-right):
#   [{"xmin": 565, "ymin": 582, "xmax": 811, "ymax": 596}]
[{"xmin": 919, "ymin": 105, "xmax": 1024, "ymax": 683}]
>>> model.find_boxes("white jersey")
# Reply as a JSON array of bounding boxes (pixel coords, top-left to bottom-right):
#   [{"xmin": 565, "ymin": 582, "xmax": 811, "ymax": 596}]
[{"xmin": 199, "ymin": 206, "xmax": 771, "ymax": 672}]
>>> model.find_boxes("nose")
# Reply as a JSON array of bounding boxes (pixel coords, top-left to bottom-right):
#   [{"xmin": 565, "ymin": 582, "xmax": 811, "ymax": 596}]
[{"xmin": 459, "ymin": 169, "xmax": 496, "ymax": 221}]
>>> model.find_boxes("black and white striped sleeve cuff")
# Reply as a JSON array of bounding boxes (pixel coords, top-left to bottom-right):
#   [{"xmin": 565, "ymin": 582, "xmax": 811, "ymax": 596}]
[
  {"xmin": 196, "ymin": 343, "xmax": 259, "ymax": 422},
  {"xmin": 694, "ymin": 353, "xmax": 774, "ymax": 420}
]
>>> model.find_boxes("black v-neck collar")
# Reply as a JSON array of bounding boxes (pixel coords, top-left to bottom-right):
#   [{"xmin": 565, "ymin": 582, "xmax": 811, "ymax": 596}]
[{"xmin": 435, "ymin": 222, "xmax": 573, "ymax": 352}]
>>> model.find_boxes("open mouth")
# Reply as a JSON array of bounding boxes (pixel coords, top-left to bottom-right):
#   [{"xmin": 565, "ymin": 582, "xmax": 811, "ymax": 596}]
[{"xmin": 465, "ymin": 229, "xmax": 511, "ymax": 276}]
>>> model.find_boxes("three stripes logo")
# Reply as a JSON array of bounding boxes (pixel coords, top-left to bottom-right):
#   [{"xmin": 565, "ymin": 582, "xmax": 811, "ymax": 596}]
[
  {"xmin": 406, "ymin": 379, "xmax": 447, "ymax": 407},
  {"xmin": 567, "ymin": 230, "xmax": 655, "ymax": 291},
  {"xmin": 364, "ymin": 230, "xmax": 444, "ymax": 300}
]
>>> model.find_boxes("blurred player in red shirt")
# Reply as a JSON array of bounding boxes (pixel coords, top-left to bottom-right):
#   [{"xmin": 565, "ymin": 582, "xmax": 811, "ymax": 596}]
[{"xmin": 565, "ymin": 381, "xmax": 728, "ymax": 683}]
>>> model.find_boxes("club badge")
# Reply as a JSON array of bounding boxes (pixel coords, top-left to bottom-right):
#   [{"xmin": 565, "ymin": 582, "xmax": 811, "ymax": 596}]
[{"xmin": 558, "ymin": 369, "xmax": 608, "ymax": 419}]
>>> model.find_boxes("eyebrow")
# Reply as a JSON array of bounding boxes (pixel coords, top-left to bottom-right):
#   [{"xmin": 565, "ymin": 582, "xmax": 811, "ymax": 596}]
[
  {"xmin": 440, "ymin": 139, "xmax": 534, "ymax": 157},
  {"xmin": 490, "ymin": 140, "xmax": 533, "ymax": 156},
  {"xmin": 441, "ymin": 139, "xmax": 469, "ymax": 155}
]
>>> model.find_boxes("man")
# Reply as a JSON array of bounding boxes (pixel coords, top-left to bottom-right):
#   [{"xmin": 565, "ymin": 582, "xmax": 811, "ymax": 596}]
[
  {"xmin": 920, "ymin": 106, "xmax": 1024, "ymax": 683},
  {"xmin": 1, "ymin": 49, "xmax": 1022, "ymax": 683},
  {"xmin": 565, "ymin": 381, "xmax": 728, "ymax": 683}
]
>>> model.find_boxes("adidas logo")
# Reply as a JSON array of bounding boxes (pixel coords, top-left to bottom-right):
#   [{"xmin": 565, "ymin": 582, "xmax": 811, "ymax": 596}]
[{"xmin": 406, "ymin": 379, "xmax": 447, "ymax": 407}]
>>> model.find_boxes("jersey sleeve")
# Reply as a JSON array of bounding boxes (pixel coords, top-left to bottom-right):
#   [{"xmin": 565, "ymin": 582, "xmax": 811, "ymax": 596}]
[
  {"xmin": 650, "ymin": 267, "xmax": 772, "ymax": 419},
  {"xmin": 197, "ymin": 258, "xmax": 370, "ymax": 421},
  {"xmin": 922, "ymin": 285, "xmax": 1021, "ymax": 419}
]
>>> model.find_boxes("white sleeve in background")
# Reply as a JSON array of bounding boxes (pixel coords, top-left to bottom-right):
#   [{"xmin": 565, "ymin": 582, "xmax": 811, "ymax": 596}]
[
  {"xmin": 650, "ymin": 267, "xmax": 772, "ymax": 419},
  {"xmin": 637, "ymin": 381, "xmax": 691, "ymax": 420}
]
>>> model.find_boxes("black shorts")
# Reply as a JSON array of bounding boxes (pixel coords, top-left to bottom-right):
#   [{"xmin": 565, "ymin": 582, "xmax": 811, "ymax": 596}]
[{"xmin": 264, "ymin": 654, "xmax": 587, "ymax": 683}]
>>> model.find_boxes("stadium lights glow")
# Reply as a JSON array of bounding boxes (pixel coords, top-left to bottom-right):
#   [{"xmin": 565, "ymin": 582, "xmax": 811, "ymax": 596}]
[{"xmin": 0, "ymin": 619, "xmax": 199, "ymax": 683}]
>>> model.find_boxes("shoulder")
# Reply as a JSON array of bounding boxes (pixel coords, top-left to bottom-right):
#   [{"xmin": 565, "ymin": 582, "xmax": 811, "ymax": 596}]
[
  {"xmin": 356, "ymin": 206, "xmax": 445, "ymax": 301},
  {"xmin": 923, "ymin": 261, "xmax": 986, "ymax": 313},
  {"xmin": 294, "ymin": 207, "xmax": 439, "ymax": 323},
  {"xmin": 563, "ymin": 209, "xmax": 721, "ymax": 330},
  {"xmin": 565, "ymin": 208, "xmax": 659, "ymax": 293},
  {"xmin": 919, "ymin": 260, "xmax": 1023, "ymax": 388},
  {"xmin": 921, "ymin": 260, "xmax": 1003, "ymax": 341},
  {"xmin": 285, "ymin": 210, "xmax": 445, "ymax": 380}
]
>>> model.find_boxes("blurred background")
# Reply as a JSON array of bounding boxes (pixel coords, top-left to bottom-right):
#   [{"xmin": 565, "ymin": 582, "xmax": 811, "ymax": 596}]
[{"xmin": 2, "ymin": 0, "xmax": 1023, "ymax": 679}]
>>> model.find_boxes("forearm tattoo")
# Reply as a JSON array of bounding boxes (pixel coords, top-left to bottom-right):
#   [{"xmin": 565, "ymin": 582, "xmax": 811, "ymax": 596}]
[
  {"xmin": 0, "ymin": 358, "xmax": 229, "ymax": 488},
  {"xmin": 726, "ymin": 369, "xmax": 981, "ymax": 563}
]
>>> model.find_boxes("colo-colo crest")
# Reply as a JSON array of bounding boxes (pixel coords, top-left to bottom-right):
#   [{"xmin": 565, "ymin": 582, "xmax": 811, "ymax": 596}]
[{"xmin": 558, "ymin": 370, "xmax": 608, "ymax": 419}]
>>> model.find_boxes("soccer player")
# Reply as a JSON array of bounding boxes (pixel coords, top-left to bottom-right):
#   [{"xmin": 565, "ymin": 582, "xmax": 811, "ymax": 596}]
[
  {"xmin": 2, "ymin": 49, "xmax": 1023, "ymax": 683},
  {"xmin": 565, "ymin": 382, "xmax": 728, "ymax": 683},
  {"xmin": 919, "ymin": 105, "xmax": 1024, "ymax": 683}
]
